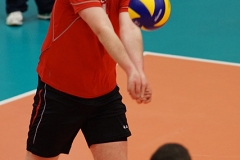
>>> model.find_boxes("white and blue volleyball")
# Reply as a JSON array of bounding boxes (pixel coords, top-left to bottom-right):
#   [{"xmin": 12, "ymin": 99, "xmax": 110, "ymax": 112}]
[{"xmin": 128, "ymin": 0, "xmax": 171, "ymax": 31}]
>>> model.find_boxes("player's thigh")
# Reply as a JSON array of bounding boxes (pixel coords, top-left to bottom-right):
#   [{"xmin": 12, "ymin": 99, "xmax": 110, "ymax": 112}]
[
  {"xmin": 25, "ymin": 151, "xmax": 59, "ymax": 160},
  {"xmin": 90, "ymin": 141, "xmax": 127, "ymax": 160}
]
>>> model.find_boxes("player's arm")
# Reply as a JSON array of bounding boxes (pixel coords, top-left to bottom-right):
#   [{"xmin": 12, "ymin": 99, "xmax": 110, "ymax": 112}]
[
  {"xmin": 78, "ymin": 7, "xmax": 141, "ymax": 99},
  {"xmin": 119, "ymin": 12, "xmax": 152, "ymax": 103},
  {"xmin": 119, "ymin": 12, "xmax": 144, "ymax": 73}
]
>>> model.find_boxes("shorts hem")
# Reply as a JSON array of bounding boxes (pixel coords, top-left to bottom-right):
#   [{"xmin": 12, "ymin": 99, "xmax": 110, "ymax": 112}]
[
  {"xmin": 26, "ymin": 147, "xmax": 65, "ymax": 158},
  {"xmin": 87, "ymin": 132, "xmax": 132, "ymax": 147}
]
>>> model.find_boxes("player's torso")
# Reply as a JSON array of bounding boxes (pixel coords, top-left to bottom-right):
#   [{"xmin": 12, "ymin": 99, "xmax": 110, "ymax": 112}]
[{"xmin": 37, "ymin": 0, "xmax": 129, "ymax": 98}]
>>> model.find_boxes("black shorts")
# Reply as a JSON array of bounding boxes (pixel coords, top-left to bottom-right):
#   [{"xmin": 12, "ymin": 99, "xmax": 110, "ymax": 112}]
[{"xmin": 27, "ymin": 77, "xmax": 131, "ymax": 158}]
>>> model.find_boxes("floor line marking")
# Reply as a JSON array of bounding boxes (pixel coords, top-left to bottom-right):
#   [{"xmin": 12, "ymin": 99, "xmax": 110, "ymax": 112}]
[
  {"xmin": 1, "ymin": 52, "xmax": 240, "ymax": 105},
  {"xmin": 0, "ymin": 90, "xmax": 36, "ymax": 106},
  {"xmin": 144, "ymin": 51, "xmax": 240, "ymax": 67}
]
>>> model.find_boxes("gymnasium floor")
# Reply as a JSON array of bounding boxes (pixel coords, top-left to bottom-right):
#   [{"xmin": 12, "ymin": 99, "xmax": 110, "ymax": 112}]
[{"xmin": 0, "ymin": 0, "xmax": 240, "ymax": 160}]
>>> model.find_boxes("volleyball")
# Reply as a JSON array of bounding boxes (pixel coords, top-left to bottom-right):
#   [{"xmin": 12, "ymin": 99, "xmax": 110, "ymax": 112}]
[{"xmin": 128, "ymin": 0, "xmax": 171, "ymax": 31}]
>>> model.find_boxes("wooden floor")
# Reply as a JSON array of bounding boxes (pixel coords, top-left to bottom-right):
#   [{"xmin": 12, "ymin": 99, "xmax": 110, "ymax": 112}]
[{"xmin": 1, "ymin": 54, "xmax": 240, "ymax": 160}]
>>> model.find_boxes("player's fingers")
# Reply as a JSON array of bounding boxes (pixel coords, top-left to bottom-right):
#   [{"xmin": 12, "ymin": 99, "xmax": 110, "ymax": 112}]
[
  {"xmin": 141, "ymin": 91, "xmax": 152, "ymax": 104},
  {"xmin": 143, "ymin": 97, "xmax": 151, "ymax": 103},
  {"xmin": 127, "ymin": 81, "xmax": 138, "ymax": 100},
  {"xmin": 140, "ymin": 75, "xmax": 148, "ymax": 98},
  {"xmin": 136, "ymin": 98, "xmax": 143, "ymax": 104},
  {"xmin": 135, "ymin": 82, "xmax": 141, "ymax": 99},
  {"xmin": 140, "ymin": 83, "xmax": 147, "ymax": 98}
]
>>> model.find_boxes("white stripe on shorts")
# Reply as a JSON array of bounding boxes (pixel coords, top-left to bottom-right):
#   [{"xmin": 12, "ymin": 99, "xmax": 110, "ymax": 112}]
[{"xmin": 33, "ymin": 84, "xmax": 47, "ymax": 144}]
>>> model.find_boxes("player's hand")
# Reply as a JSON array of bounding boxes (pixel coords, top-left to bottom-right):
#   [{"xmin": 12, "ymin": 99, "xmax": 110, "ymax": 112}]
[
  {"xmin": 127, "ymin": 70, "xmax": 142, "ymax": 100},
  {"xmin": 136, "ymin": 86, "xmax": 152, "ymax": 104},
  {"xmin": 127, "ymin": 71, "xmax": 152, "ymax": 103},
  {"xmin": 137, "ymin": 72, "xmax": 152, "ymax": 104}
]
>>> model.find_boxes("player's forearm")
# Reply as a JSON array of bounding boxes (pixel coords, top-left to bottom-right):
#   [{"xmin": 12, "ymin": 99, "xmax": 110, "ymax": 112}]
[
  {"xmin": 120, "ymin": 25, "xmax": 144, "ymax": 73},
  {"xmin": 79, "ymin": 7, "xmax": 137, "ymax": 75},
  {"xmin": 97, "ymin": 26, "xmax": 137, "ymax": 76}
]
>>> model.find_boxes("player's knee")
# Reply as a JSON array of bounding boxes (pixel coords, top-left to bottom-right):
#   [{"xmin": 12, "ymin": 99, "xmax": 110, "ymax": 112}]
[{"xmin": 25, "ymin": 151, "xmax": 59, "ymax": 160}]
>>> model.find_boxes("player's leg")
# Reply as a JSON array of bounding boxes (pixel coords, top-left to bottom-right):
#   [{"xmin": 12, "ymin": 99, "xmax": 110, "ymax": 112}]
[
  {"xmin": 90, "ymin": 141, "xmax": 128, "ymax": 160},
  {"xmin": 82, "ymin": 86, "xmax": 131, "ymax": 160},
  {"xmin": 6, "ymin": 0, "xmax": 27, "ymax": 25},
  {"xmin": 25, "ymin": 151, "xmax": 59, "ymax": 160},
  {"xmin": 26, "ymin": 77, "xmax": 85, "ymax": 159},
  {"xmin": 35, "ymin": 0, "xmax": 54, "ymax": 19},
  {"xmin": 6, "ymin": 0, "xmax": 28, "ymax": 14}
]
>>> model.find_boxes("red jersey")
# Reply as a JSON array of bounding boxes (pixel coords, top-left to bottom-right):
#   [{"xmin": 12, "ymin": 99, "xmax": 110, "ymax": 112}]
[{"xmin": 37, "ymin": 0, "xmax": 129, "ymax": 98}]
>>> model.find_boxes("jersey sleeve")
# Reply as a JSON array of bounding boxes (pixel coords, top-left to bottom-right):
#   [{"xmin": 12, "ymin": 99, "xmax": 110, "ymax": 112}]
[
  {"xmin": 69, "ymin": 0, "xmax": 102, "ymax": 14},
  {"xmin": 119, "ymin": 0, "xmax": 130, "ymax": 12}
]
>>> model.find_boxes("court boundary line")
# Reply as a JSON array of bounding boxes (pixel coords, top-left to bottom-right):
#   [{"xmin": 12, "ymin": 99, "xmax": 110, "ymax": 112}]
[
  {"xmin": 0, "ymin": 90, "xmax": 36, "ymax": 106},
  {"xmin": 145, "ymin": 51, "xmax": 240, "ymax": 67},
  {"xmin": 1, "ymin": 52, "xmax": 240, "ymax": 105}
]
